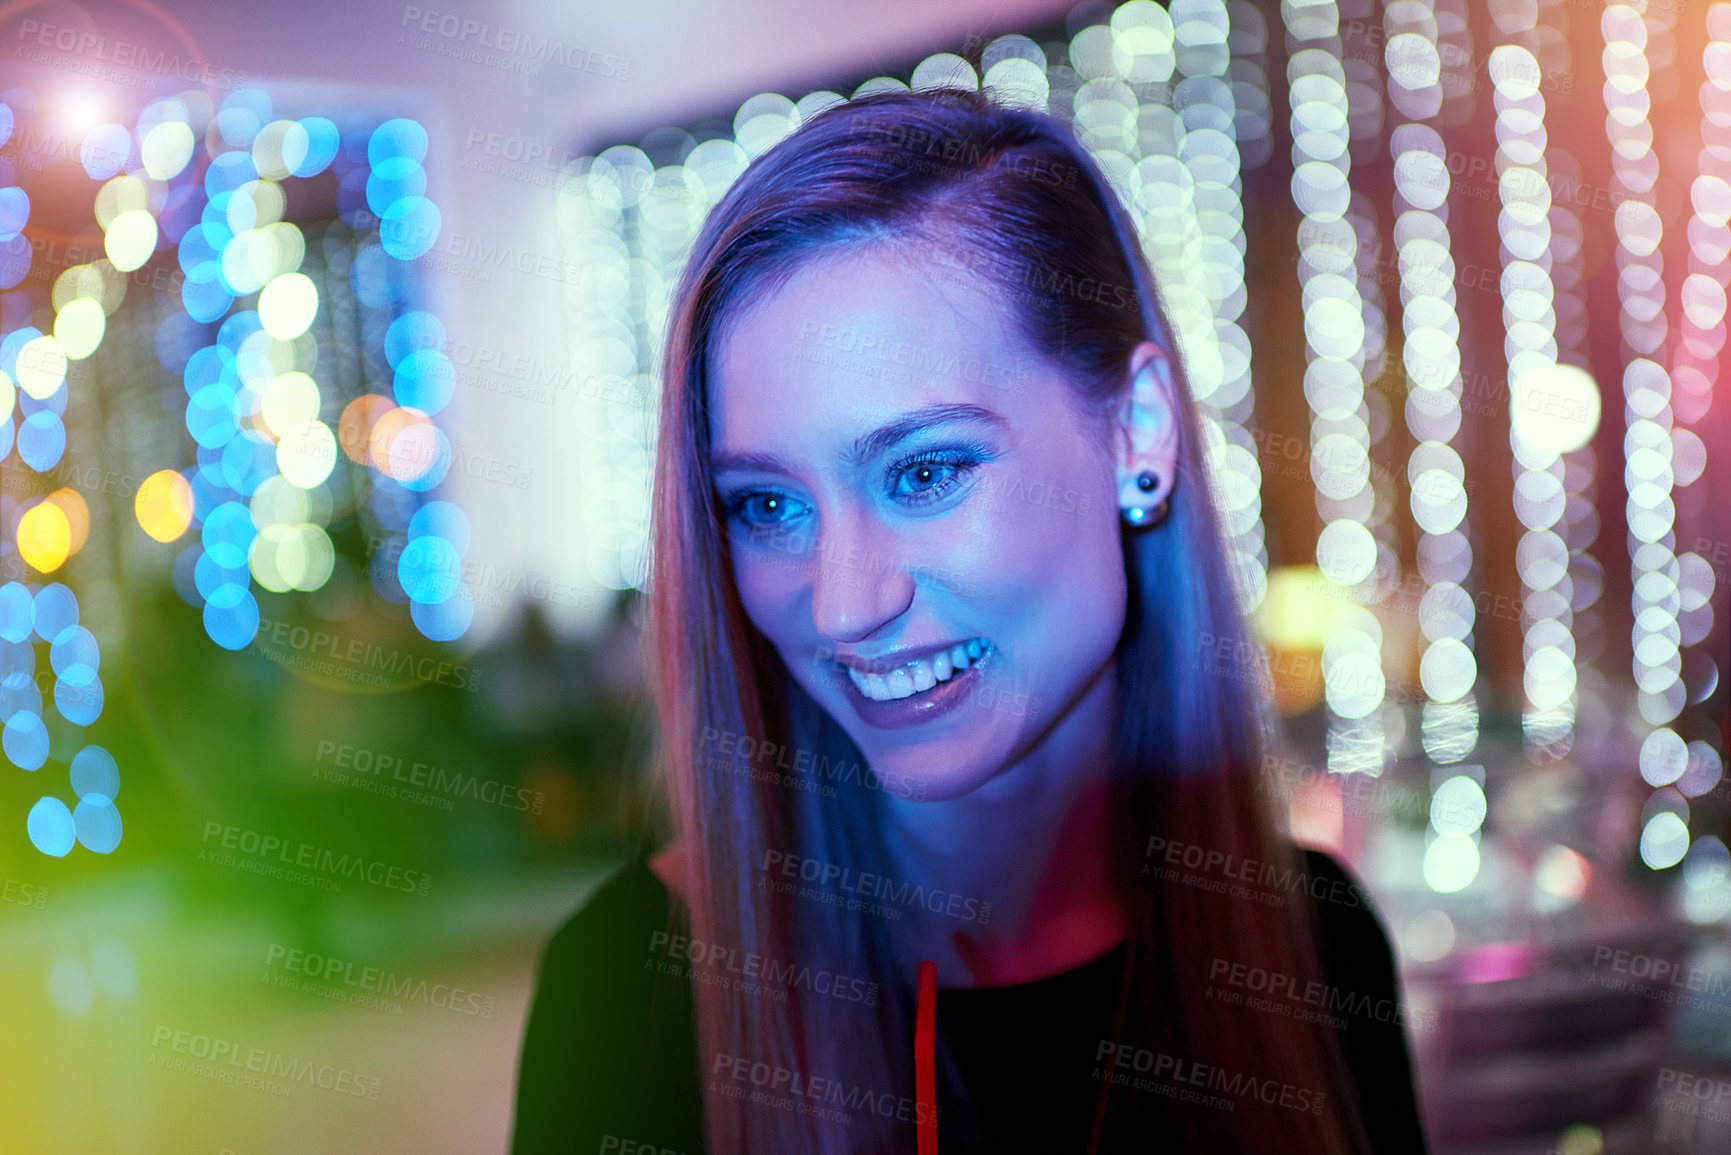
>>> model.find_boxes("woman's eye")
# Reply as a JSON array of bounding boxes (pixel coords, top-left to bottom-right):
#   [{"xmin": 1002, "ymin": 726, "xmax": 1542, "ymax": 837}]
[
  {"xmin": 892, "ymin": 458, "xmax": 972, "ymax": 502},
  {"xmin": 905, "ymin": 465, "xmax": 947, "ymax": 490},
  {"xmin": 728, "ymin": 492, "xmax": 809, "ymax": 527}
]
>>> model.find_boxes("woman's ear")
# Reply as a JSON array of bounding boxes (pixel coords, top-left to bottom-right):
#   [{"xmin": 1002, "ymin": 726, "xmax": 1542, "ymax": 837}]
[{"xmin": 1113, "ymin": 340, "xmax": 1182, "ymax": 520}]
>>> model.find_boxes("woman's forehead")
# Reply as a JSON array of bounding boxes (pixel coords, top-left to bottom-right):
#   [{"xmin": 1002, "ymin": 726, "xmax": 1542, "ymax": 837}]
[
  {"xmin": 706, "ymin": 248, "xmax": 1049, "ymax": 455},
  {"xmin": 730, "ymin": 246, "xmax": 1005, "ymax": 356}
]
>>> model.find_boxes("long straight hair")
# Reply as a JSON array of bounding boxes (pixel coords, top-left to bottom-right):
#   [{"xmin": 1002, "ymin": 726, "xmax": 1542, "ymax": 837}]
[{"xmin": 647, "ymin": 89, "xmax": 1370, "ymax": 1153}]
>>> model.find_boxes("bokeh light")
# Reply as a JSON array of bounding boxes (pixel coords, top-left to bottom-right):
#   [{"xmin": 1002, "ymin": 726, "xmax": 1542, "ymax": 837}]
[{"xmin": 135, "ymin": 470, "xmax": 196, "ymax": 542}]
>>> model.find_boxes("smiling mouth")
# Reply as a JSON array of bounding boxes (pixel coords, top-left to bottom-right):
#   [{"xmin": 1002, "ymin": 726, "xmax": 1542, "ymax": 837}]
[{"xmin": 838, "ymin": 639, "xmax": 993, "ymax": 702}]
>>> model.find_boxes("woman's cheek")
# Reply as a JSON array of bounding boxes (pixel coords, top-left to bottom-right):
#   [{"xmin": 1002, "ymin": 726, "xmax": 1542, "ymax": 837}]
[
  {"xmin": 947, "ymin": 483, "xmax": 1077, "ymax": 589},
  {"xmin": 732, "ymin": 553, "xmax": 803, "ymax": 642}
]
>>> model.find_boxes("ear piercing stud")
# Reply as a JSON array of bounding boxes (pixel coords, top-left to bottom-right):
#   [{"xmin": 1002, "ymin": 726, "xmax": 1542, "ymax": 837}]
[{"xmin": 1121, "ymin": 471, "xmax": 1169, "ymax": 528}]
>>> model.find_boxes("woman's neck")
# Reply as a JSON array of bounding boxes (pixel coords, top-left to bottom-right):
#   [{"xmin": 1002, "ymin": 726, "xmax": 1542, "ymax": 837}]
[{"xmin": 876, "ymin": 661, "xmax": 1129, "ymax": 988}]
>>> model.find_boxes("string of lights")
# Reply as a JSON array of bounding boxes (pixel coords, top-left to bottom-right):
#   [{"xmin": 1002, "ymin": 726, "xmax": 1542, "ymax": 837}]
[
  {"xmin": 0, "ymin": 87, "xmax": 466, "ymax": 856},
  {"xmin": 1484, "ymin": 39, "xmax": 1586, "ymax": 766},
  {"xmin": 1664, "ymin": 2, "xmax": 1730, "ymax": 918},
  {"xmin": 1374, "ymin": 0, "xmax": 1485, "ymax": 893},
  {"xmin": 1597, "ymin": 0, "xmax": 1693, "ymax": 880},
  {"xmin": 1279, "ymin": 1, "xmax": 1391, "ymax": 788}
]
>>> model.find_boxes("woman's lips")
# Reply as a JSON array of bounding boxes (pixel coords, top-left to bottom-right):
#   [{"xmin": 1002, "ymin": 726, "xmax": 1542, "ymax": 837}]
[
  {"xmin": 842, "ymin": 638, "xmax": 990, "ymax": 701},
  {"xmin": 833, "ymin": 641, "xmax": 995, "ymax": 731}
]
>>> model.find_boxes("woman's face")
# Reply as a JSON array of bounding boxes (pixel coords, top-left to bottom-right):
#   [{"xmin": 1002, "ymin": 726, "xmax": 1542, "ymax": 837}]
[{"xmin": 707, "ymin": 244, "xmax": 1135, "ymax": 803}]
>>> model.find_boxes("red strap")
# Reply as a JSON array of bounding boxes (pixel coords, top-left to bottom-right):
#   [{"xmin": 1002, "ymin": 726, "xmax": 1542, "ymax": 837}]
[{"xmin": 915, "ymin": 959, "xmax": 938, "ymax": 1155}]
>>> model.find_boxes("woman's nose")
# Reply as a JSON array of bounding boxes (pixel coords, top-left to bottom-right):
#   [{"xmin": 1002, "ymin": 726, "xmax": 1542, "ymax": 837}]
[{"xmin": 807, "ymin": 508, "xmax": 917, "ymax": 644}]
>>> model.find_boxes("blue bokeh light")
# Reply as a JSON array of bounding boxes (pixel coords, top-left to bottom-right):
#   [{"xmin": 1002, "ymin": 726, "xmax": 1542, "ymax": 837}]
[
  {"xmin": 205, "ymin": 150, "xmax": 259, "ymax": 197},
  {"xmin": 368, "ymin": 118, "xmax": 429, "ymax": 166},
  {"xmin": 398, "ymin": 533, "xmax": 461, "ymax": 604},
  {"xmin": 186, "ymin": 383, "xmax": 240, "ymax": 448},
  {"xmin": 220, "ymin": 430, "xmax": 276, "ymax": 496},
  {"xmin": 27, "ymin": 796, "xmax": 74, "ymax": 857},
  {"xmin": 0, "ymin": 668, "xmax": 43, "ymax": 725},
  {"xmin": 0, "ymin": 325, "xmax": 39, "ymax": 378},
  {"xmin": 73, "ymin": 793, "xmax": 122, "ymax": 853},
  {"xmin": 18, "ymin": 377, "xmax": 67, "ymax": 417},
  {"xmin": 70, "ymin": 746, "xmax": 120, "ymax": 800},
  {"xmin": 393, "ymin": 347, "xmax": 455, "ymax": 414},
  {"xmin": 16, "ymin": 411, "xmax": 65, "ymax": 471},
  {"xmin": 287, "ymin": 116, "xmax": 340, "ymax": 177},
  {"xmin": 178, "ymin": 221, "xmax": 230, "ymax": 273},
  {"xmin": 366, "ymin": 156, "xmax": 426, "ymax": 216},
  {"xmin": 193, "ymin": 550, "xmax": 249, "ymax": 601},
  {"xmin": 396, "ymin": 423, "xmax": 450, "ymax": 492},
  {"xmin": 0, "ymin": 186, "xmax": 28, "ymax": 242},
  {"xmin": 217, "ymin": 105, "xmax": 262, "ymax": 150},
  {"xmin": 55, "ymin": 674, "xmax": 103, "ymax": 726},
  {"xmin": 203, "ymin": 189, "xmax": 248, "ymax": 233},
  {"xmin": 201, "ymin": 502, "xmax": 256, "ymax": 569},
  {"xmin": 411, "ymin": 582, "xmax": 473, "ymax": 642},
  {"xmin": 380, "ymin": 196, "xmax": 441, "ymax": 261},
  {"xmin": 0, "ymin": 583, "xmax": 31, "ymax": 642},
  {"xmin": 32, "ymin": 583, "xmax": 78, "ymax": 644},
  {"xmin": 384, "ymin": 310, "xmax": 445, "ymax": 369},
  {"xmin": 183, "ymin": 344, "xmax": 232, "ymax": 395},
  {"xmin": 182, "ymin": 263, "xmax": 234, "ymax": 323},
  {"xmin": 0, "ymin": 638, "xmax": 31, "ymax": 682},
  {"xmin": 217, "ymin": 310, "xmax": 264, "ymax": 353},
  {"xmin": 4, "ymin": 710, "xmax": 49, "ymax": 770},
  {"xmin": 235, "ymin": 347, "xmax": 275, "ymax": 390},
  {"xmin": 188, "ymin": 463, "xmax": 235, "ymax": 521},
  {"xmin": 202, "ymin": 584, "xmax": 259, "ymax": 650},
  {"xmin": 408, "ymin": 501, "xmax": 470, "ymax": 554},
  {"xmin": 49, "ymin": 626, "xmax": 99, "ymax": 687}
]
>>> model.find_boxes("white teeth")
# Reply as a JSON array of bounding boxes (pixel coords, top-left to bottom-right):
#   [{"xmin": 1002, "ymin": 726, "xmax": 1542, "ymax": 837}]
[{"xmin": 844, "ymin": 640, "xmax": 991, "ymax": 703}]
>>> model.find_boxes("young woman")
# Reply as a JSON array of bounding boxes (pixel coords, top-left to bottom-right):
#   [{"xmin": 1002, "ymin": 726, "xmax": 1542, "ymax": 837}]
[{"xmin": 513, "ymin": 89, "xmax": 1427, "ymax": 1154}]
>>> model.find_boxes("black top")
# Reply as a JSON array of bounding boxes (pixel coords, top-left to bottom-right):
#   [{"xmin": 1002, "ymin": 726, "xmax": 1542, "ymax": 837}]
[{"xmin": 511, "ymin": 849, "xmax": 1428, "ymax": 1154}]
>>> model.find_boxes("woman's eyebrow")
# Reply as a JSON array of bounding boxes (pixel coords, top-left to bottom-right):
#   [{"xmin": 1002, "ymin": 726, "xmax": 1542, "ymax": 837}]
[
  {"xmin": 845, "ymin": 403, "xmax": 1007, "ymax": 464},
  {"xmin": 710, "ymin": 403, "xmax": 1007, "ymax": 476},
  {"xmin": 709, "ymin": 449, "xmax": 791, "ymax": 476}
]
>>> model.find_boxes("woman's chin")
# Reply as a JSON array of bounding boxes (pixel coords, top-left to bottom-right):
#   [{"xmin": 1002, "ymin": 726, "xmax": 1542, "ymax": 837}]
[{"xmin": 865, "ymin": 756, "xmax": 1004, "ymax": 803}]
